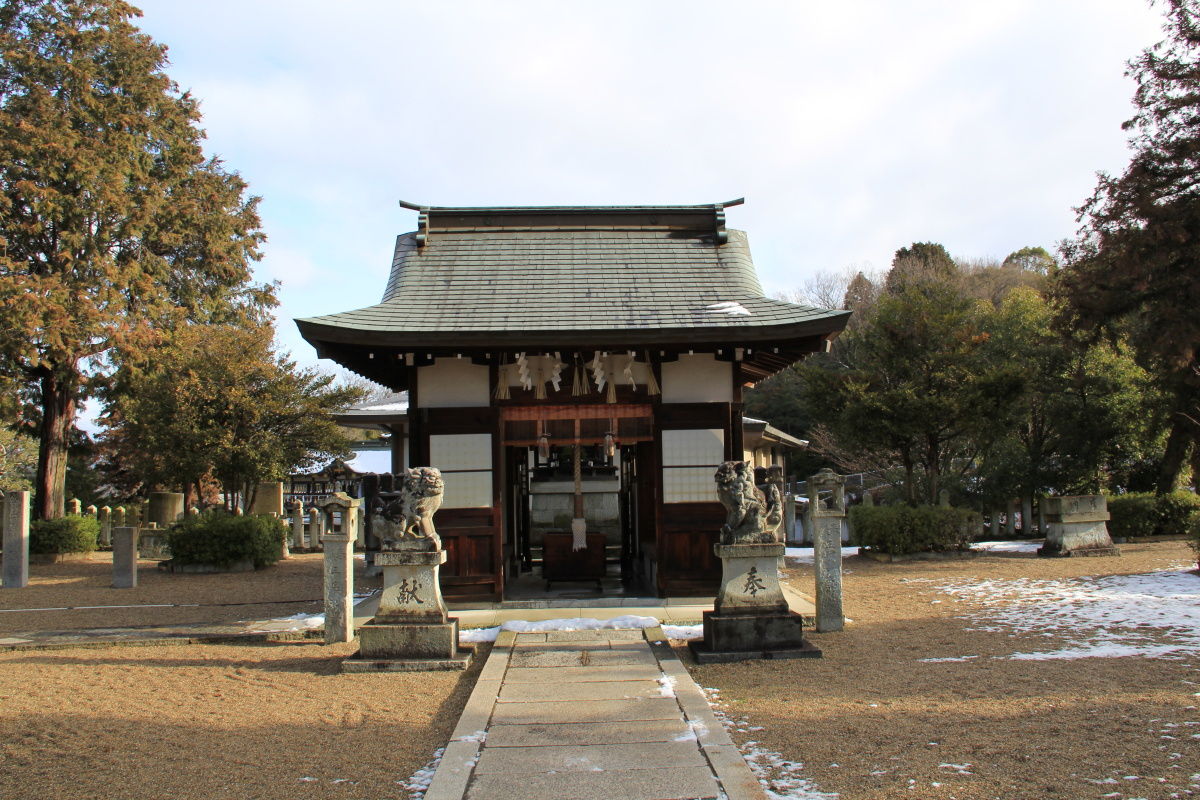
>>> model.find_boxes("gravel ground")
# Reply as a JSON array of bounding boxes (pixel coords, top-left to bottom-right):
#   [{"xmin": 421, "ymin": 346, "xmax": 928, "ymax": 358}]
[
  {"xmin": 0, "ymin": 553, "xmax": 379, "ymax": 634},
  {"xmin": 0, "ymin": 639, "xmax": 486, "ymax": 800},
  {"xmin": 2, "ymin": 543, "xmax": 1197, "ymax": 799},
  {"xmin": 686, "ymin": 541, "xmax": 1200, "ymax": 800}
]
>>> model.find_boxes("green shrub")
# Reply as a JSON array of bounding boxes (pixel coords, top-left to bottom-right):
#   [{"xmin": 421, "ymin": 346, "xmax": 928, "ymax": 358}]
[
  {"xmin": 1107, "ymin": 493, "xmax": 1157, "ymax": 539},
  {"xmin": 29, "ymin": 515, "xmax": 99, "ymax": 555},
  {"xmin": 1108, "ymin": 491, "xmax": 1200, "ymax": 539},
  {"xmin": 164, "ymin": 511, "xmax": 286, "ymax": 569},
  {"xmin": 1155, "ymin": 491, "xmax": 1200, "ymax": 536},
  {"xmin": 850, "ymin": 505, "xmax": 981, "ymax": 555}
]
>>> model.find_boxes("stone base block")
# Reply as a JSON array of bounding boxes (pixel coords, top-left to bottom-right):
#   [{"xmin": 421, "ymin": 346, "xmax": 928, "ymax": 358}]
[
  {"xmin": 342, "ymin": 646, "xmax": 473, "ymax": 673},
  {"xmin": 691, "ymin": 609, "xmax": 820, "ymax": 663},
  {"xmin": 357, "ymin": 617, "xmax": 461, "ymax": 661},
  {"xmin": 689, "ymin": 640, "xmax": 822, "ymax": 664},
  {"xmin": 1038, "ymin": 543, "xmax": 1121, "ymax": 558}
]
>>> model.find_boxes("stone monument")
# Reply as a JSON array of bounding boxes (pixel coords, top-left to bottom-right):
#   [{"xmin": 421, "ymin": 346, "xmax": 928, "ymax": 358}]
[
  {"xmin": 321, "ymin": 492, "xmax": 358, "ymax": 644},
  {"xmin": 2, "ymin": 491, "xmax": 30, "ymax": 589},
  {"xmin": 689, "ymin": 462, "xmax": 820, "ymax": 663},
  {"xmin": 1039, "ymin": 495, "xmax": 1119, "ymax": 557},
  {"xmin": 343, "ymin": 468, "xmax": 471, "ymax": 671},
  {"xmin": 808, "ymin": 468, "xmax": 846, "ymax": 632}
]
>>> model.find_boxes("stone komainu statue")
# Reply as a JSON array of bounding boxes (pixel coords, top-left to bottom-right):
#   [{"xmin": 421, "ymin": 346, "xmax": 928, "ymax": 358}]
[
  {"xmin": 375, "ymin": 467, "xmax": 445, "ymax": 550},
  {"xmin": 714, "ymin": 460, "xmax": 784, "ymax": 545}
]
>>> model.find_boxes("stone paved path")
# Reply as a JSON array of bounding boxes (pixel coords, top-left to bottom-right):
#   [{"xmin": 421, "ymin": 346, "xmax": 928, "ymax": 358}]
[{"xmin": 424, "ymin": 626, "xmax": 766, "ymax": 800}]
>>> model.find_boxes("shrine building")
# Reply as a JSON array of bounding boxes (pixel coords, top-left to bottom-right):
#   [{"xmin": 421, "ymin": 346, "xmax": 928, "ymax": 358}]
[{"xmin": 296, "ymin": 200, "xmax": 849, "ymax": 601}]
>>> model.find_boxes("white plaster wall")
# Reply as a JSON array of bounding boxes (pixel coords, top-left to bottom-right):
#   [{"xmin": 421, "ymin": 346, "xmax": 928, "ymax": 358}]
[
  {"xmin": 440, "ymin": 470, "xmax": 493, "ymax": 508},
  {"xmin": 663, "ymin": 467, "xmax": 719, "ymax": 503},
  {"xmin": 660, "ymin": 354, "xmax": 732, "ymax": 403},
  {"xmin": 429, "ymin": 433, "xmax": 492, "ymax": 471},
  {"xmin": 417, "ymin": 358, "xmax": 489, "ymax": 407},
  {"xmin": 661, "ymin": 429, "xmax": 724, "ymax": 467}
]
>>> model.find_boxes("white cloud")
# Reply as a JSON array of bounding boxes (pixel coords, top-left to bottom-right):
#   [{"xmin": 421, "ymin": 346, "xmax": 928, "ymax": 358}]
[{"xmin": 130, "ymin": 0, "xmax": 1165, "ymax": 367}]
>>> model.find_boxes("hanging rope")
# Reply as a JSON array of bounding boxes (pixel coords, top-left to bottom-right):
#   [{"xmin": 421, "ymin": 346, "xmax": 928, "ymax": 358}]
[
  {"xmin": 643, "ymin": 350, "xmax": 661, "ymax": 395},
  {"xmin": 493, "ymin": 356, "xmax": 511, "ymax": 400}
]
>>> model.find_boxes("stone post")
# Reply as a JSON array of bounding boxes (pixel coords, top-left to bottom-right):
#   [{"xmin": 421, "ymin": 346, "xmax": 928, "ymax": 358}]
[
  {"xmin": 322, "ymin": 528, "xmax": 355, "ymax": 645},
  {"xmin": 250, "ymin": 482, "xmax": 284, "ymax": 516},
  {"xmin": 1021, "ymin": 495, "xmax": 1033, "ymax": 537},
  {"xmin": 2, "ymin": 491, "xmax": 30, "ymax": 589},
  {"xmin": 783, "ymin": 492, "xmax": 797, "ymax": 545},
  {"xmin": 85, "ymin": 504, "xmax": 97, "ymax": 518},
  {"xmin": 67, "ymin": 498, "xmax": 81, "ymax": 516},
  {"xmin": 321, "ymin": 493, "xmax": 360, "ymax": 644},
  {"xmin": 98, "ymin": 506, "xmax": 112, "ymax": 547},
  {"xmin": 1039, "ymin": 495, "xmax": 1119, "ymax": 557},
  {"xmin": 147, "ymin": 492, "xmax": 185, "ymax": 527},
  {"xmin": 288, "ymin": 501, "xmax": 306, "ymax": 549},
  {"xmin": 1005, "ymin": 499, "xmax": 1017, "ymax": 538},
  {"xmin": 808, "ymin": 468, "xmax": 845, "ymax": 633},
  {"xmin": 990, "ymin": 510, "xmax": 1000, "ymax": 539},
  {"xmin": 111, "ymin": 527, "xmax": 138, "ymax": 588},
  {"xmin": 938, "ymin": 489, "xmax": 950, "ymax": 508},
  {"xmin": 113, "ymin": 506, "xmax": 126, "ymax": 527},
  {"xmin": 310, "ymin": 505, "xmax": 325, "ymax": 549}
]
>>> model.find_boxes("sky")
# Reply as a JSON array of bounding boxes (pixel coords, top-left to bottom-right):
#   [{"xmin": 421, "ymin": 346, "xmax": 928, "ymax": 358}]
[{"xmin": 128, "ymin": 0, "xmax": 1167, "ymax": 371}]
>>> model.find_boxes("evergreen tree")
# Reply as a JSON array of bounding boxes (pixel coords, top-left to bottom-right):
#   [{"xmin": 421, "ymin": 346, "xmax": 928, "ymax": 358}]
[
  {"xmin": 1057, "ymin": 0, "xmax": 1200, "ymax": 491},
  {"xmin": 0, "ymin": 0, "xmax": 270, "ymax": 518},
  {"xmin": 101, "ymin": 324, "xmax": 365, "ymax": 510}
]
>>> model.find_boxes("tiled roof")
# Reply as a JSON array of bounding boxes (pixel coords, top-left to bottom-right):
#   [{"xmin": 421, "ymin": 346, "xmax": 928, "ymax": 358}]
[{"xmin": 297, "ymin": 215, "xmax": 848, "ymax": 348}]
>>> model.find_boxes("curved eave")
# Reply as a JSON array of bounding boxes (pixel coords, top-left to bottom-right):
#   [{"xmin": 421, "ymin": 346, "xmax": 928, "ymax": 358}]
[{"xmin": 296, "ymin": 311, "xmax": 851, "ymax": 352}]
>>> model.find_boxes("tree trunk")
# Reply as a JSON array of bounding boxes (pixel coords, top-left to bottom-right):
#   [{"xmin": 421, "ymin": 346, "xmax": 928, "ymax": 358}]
[
  {"xmin": 1156, "ymin": 420, "xmax": 1192, "ymax": 494},
  {"xmin": 1021, "ymin": 493, "xmax": 1034, "ymax": 538},
  {"xmin": 34, "ymin": 370, "xmax": 78, "ymax": 520},
  {"xmin": 925, "ymin": 435, "xmax": 940, "ymax": 506}
]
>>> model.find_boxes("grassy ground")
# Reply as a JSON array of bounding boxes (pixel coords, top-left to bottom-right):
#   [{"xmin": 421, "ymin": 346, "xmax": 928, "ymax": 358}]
[{"xmin": 686, "ymin": 541, "xmax": 1200, "ymax": 800}]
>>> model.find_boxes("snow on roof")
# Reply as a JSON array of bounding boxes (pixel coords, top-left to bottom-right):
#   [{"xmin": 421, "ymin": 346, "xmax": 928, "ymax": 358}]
[{"xmin": 343, "ymin": 449, "xmax": 393, "ymax": 474}]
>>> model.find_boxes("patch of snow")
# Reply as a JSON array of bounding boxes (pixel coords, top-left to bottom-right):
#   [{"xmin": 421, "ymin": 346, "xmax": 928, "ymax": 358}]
[
  {"xmin": 701, "ymin": 687, "xmax": 837, "ymax": 799},
  {"xmin": 919, "ymin": 655, "xmax": 978, "ymax": 663},
  {"xmin": 658, "ymin": 675, "xmax": 677, "ymax": 698},
  {"xmin": 400, "ymin": 747, "xmax": 444, "ymax": 799},
  {"xmin": 934, "ymin": 568, "xmax": 1200, "ymax": 660},
  {"xmin": 784, "ymin": 546, "xmax": 859, "ymax": 564},
  {"xmin": 662, "ymin": 623, "xmax": 703, "ymax": 641},
  {"xmin": 704, "ymin": 301, "xmax": 752, "ymax": 316},
  {"xmin": 971, "ymin": 540, "xmax": 1043, "ymax": 553},
  {"xmin": 939, "ymin": 762, "xmax": 973, "ymax": 775}
]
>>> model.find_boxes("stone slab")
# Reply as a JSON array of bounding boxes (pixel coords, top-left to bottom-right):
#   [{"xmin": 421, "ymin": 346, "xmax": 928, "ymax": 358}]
[
  {"xmin": 449, "ymin": 679, "xmax": 502, "ymax": 741},
  {"xmin": 484, "ymin": 718, "xmax": 691, "ymax": 747},
  {"xmin": 473, "ymin": 740, "xmax": 706, "ymax": 774},
  {"xmin": 490, "ymin": 697, "xmax": 681, "ymax": 725},
  {"xmin": 465, "ymin": 766, "xmax": 721, "ymax": 800},
  {"xmin": 577, "ymin": 648, "xmax": 659, "ymax": 666},
  {"xmin": 544, "ymin": 628, "xmax": 646, "ymax": 641},
  {"xmin": 502, "ymin": 664, "xmax": 662, "ymax": 683},
  {"xmin": 422, "ymin": 739, "xmax": 481, "ymax": 800},
  {"xmin": 498, "ymin": 679, "xmax": 662, "ymax": 702},
  {"xmin": 703, "ymin": 743, "xmax": 770, "ymax": 800},
  {"xmin": 515, "ymin": 640, "xmax": 616, "ymax": 651}
]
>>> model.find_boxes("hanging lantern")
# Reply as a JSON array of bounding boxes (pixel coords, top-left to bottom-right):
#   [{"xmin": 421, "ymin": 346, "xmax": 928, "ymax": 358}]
[
  {"xmin": 604, "ymin": 431, "xmax": 616, "ymax": 459},
  {"xmin": 537, "ymin": 421, "xmax": 551, "ymax": 460}
]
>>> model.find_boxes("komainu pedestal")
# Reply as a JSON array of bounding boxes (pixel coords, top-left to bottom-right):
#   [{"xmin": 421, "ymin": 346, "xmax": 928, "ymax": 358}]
[
  {"xmin": 689, "ymin": 462, "xmax": 821, "ymax": 663},
  {"xmin": 1039, "ymin": 495, "xmax": 1120, "ymax": 558}
]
